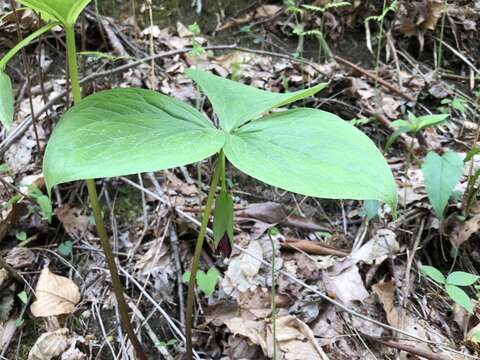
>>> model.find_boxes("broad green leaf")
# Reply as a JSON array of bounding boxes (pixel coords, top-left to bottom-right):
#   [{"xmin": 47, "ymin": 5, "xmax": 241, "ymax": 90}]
[
  {"xmin": 445, "ymin": 284, "xmax": 473, "ymax": 313},
  {"xmin": 0, "ymin": 71, "xmax": 14, "ymax": 130},
  {"xmin": 58, "ymin": 240, "xmax": 73, "ymax": 257},
  {"xmin": 414, "ymin": 114, "xmax": 448, "ymax": 132},
  {"xmin": 196, "ymin": 267, "xmax": 220, "ymax": 296},
  {"xmin": 421, "ymin": 151, "xmax": 464, "ymax": 218},
  {"xmin": 213, "ymin": 189, "xmax": 234, "ymax": 248},
  {"xmin": 18, "ymin": 0, "xmax": 91, "ymax": 25},
  {"xmin": 224, "ymin": 108, "xmax": 397, "ymax": 209},
  {"xmin": 186, "ymin": 68, "xmax": 326, "ymax": 131},
  {"xmin": 43, "ymin": 88, "xmax": 225, "ymax": 191},
  {"xmin": 446, "ymin": 272, "xmax": 479, "ymax": 286},
  {"xmin": 420, "ymin": 265, "xmax": 446, "ymax": 284}
]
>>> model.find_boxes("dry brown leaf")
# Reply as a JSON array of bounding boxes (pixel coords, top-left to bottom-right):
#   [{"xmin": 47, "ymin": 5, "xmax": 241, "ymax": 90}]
[
  {"xmin": 372, "ymin": 279, "xmax": 400, "ymax": 326},
  {"xmin": 28, "ymin": 328, "xmax": 69, "ymax": 360},
  {"xmin": 5, "ymin": 247, "xmax": 35, "ymax": 268},
  {"xmin": 451, "ymin": 203, "xmax": 480, "ymax": 247},
  {"xmin": 0, "ymin": 319, "xmax": 16, "ymax": 353},
  {"xmin": 274, "ymin": 316, "xmax": 329, "ymax": 360},
  {"xmin": 55, "ymin": 204, "xmax": 88, "ymax": 236},
  {"xmin": 255, "ymin": 4, "xmax": 282, "ymax": 17},
  {"xmin": 166, "ymin": 171, "xmax": 197, "ymax": 196},
  {"xmin": 324, "ymin": 265, "xmax": 369, "ymax": 304},
  {"xmin": 30, "ymin": 268, "xmax": 80, "ymax": 317},
  {"xmin": 351, "ymin": 229, "xmax": 400, "ymax": 265},
  {"xmin": 224, "ymin": 316, "xmax": 328, "ymax": 359}
]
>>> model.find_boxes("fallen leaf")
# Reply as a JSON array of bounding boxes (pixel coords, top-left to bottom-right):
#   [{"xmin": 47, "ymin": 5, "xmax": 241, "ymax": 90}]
[
  {"xmin": 28, "ymin": 328, "xmax": 69, "ymax": 360},
  {"xmin": 324, "ymin": 265, "xmax": 369, "ymax": 304},
  {"xmin": 0, "ymin": 319, "xmax": 16, "ymax": 353},
  {"xmin": 451, "ymin": 203, "xmax": 480, "ymax": 247},
  {"xmin": 237, "ymin": 202, "xmax": 287, "ymax": 224},
  {"xmin": 55, "ymin": 204, "xmax": 88, "ymax": 237},
  {"xmin": 5, "ymin": 247, "xmax": 35, "ymax": 268},
  {"xmin": 30, "ymin": 268, "xmax": 80, "ymax": 317},
  {"xmin": 351, "ymin": 229, "xmax": 400, "ymax": 265},
  {"xmin": 222, "ymin": 241, "xmax": 263, "ymax": 294}
]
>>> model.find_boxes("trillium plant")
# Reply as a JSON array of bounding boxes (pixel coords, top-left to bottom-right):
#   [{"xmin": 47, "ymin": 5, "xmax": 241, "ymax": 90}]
[{"xmin": 0, "ymin": 1, "xmax": 397, "ymax": 358}]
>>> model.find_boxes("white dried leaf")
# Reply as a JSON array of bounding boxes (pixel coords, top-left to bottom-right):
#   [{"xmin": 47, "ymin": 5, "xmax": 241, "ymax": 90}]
[
  {"xmin": 28, "ymin": 328, "xmax": 69, "ymax": 360},
  {"xmin": 351, "ymin": 229, "xmax": 399, "ymax": 265},
  {"xmin": 30, "ymin": 268, "xmax": 80, "ymax": 317},
  {"xmin": 324, "ymin": 265, "xmax": 369, "ymax": 304}
]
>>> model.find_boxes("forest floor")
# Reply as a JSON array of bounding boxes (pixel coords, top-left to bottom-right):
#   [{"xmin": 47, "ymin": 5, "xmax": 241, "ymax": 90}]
[{"xmin": 1, "ymin": 0, "xmax": 480, "ymax": 359}]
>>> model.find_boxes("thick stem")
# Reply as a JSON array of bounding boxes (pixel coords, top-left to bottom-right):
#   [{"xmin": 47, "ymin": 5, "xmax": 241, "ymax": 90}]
[
  {"xmin": 185, "ymin": 154, "xmax": 223, "ymax": 359},
  {"xmin": 64, "ymin": 24, "xmax": 147, "ymax": 360}
]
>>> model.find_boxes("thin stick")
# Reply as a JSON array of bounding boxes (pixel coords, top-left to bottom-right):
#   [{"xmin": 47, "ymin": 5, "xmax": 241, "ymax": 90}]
[
  {"xmin": 64, "ymin": 24, "xmax": 147, "ymax": 359},
  {"xmin": 185, "ymin": 154, "xmax": 222, "ymax": 359},
  {"xmin": 268, "ymin": 230, "xmax": 277, "ymax": 360}
]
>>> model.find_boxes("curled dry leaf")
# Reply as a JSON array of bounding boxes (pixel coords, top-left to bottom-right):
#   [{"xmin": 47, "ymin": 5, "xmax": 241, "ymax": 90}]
[
  {"xmin": 222, "ymin": 240, "xmax": 263, "ymax": 294},
  {"xmin": 28, "ymin": 328, "xmax": 69, "ymax": 360},
  {"xmin": 30, "ymin": 268, "xmax": 80, "ymax": 317},
  {"xmin": 451, "ymin": 203, "xmax": 480, "ymax": 247}
]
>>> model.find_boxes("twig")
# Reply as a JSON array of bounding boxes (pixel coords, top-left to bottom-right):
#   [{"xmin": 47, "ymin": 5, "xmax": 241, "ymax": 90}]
[
  {"xmin": 334, "ymin": 55, "xmax": 415, "ymax": 102},
  {"xmin": 169, "ymin": 225, "xmax": 186, "ymax": 327}
]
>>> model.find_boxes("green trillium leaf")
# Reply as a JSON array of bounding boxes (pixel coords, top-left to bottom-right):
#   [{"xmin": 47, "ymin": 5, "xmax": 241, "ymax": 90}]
[
  {"xmin": 446, "ymin": 272, "xmax": 480, "ymax": 286},
  {"xmin": 224, "ymin": 108, "xmax": 397, "ymax": 210},
  {"xmin": 185, "ymin": 68, "xmax": 326, "ymax": 131},
  {"xmin": 0, "ymin": 71, "xmax": 14, "ymax": 130},
  {"xmin": 420, "ymin": 265, "xmax": 446, "ymax": 284},
  {"xmin": 213, "ymin": 189, "xmax": 234, "ymax": 248},
  {"xmin": 445, "ymin": 284, "xmax": 473, "ymax": 314},
  {"xmin": 17, "ymin": 0, "xmax": 91, "ymax": 26},
  {"xmin": 43, "ymin": 88, "xmax": 225, "ymax": 191},
  {"xmin": 421, "ymin": 151, "xmax": 464, "ymax": 219}
]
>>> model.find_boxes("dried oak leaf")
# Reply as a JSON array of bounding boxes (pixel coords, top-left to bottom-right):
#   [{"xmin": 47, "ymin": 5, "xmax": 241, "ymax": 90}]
[{"xmin": 30, "ymin": 268, "xmax": 80, "ymax": 317}]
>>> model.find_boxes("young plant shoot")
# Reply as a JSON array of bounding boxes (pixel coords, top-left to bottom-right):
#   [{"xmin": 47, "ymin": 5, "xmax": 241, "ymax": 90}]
[{"xmin": 1, "ymin": 1, "xmax": 398, "ymax": 358}]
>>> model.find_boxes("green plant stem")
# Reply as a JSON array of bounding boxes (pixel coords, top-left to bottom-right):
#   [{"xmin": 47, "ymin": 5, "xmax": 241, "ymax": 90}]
[
  {"xmin": 64, "ymin": 24, "xmax": 147, "ymax": 360},
  {"xmin": 0, "ymin": 22, "xmax": 59, "ymax": 71},
  {"xmin": 268, "ymin": 230, "xmax": 277, "ymax": 360},
  {"xmin": 185, "ymin": 153, "xmax": 223, "ymax": 359}
]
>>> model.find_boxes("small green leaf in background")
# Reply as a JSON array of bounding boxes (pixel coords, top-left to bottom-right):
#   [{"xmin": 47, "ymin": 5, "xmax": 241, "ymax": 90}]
[
  {"xmin": 0, "ymin": 164, "xmax": 9, "ymax": 173},
  {"xmin": 362, "ymin": 200, "xmax": 379, "ymax": 220},
  {"xmin": 196, "ymin": 267, "xmax": 219, "ymax": 296},
  {"xmin": 58, "ymin": 240, "xmax": 73, "ymax": 257},
  {"xmin": 17, "ymin": 291, "xmax": 28, "ymax": 304},
  {"xmin": 16, "ymin": 231, "xmax": 27, "ymax": 241},
  {"xmin": 465, "ymin": 146, "xmax": 480, "ymax": 163},
  {"xmin": 414, "ymin": 114, "xmax": 449, "ymax": 132},
  {"xmin": 451, "ymin": 98, "xmax": 466, "ymax": 113},
  {"xmin": 0, "ymin": 71, "xmax": 14, "ymax": 130},
  {"xmin": 182, "ymin": 271, "xmax": 191, "ymax": 284},
  {"xmin": 421, "ymin": 151, "xmax": 464, "ymax": 218},
  {"xmin": 28, "ymin": 186, "xmax": 53, "ymax": 223},
  {"xmin": 446, "ymin": 272, "xmax": 480, "ymax": 286},
  {"xmin": 445, "ymin": 284, "xmax": 473, "ymax": 313},
  {"xmin": 182, "ymin": 268, "xmax": 219, "ymax": 296},
  {"xmin": 213, "ymin": 189, "xmax": 234, "ymax": 248},
  {"xmin": 421, "ymin": 265, "xmax": 446, "ymax": 284}
]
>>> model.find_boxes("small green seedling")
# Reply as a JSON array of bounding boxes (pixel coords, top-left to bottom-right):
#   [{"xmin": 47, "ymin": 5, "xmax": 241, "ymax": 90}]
[
  {"xmin": 385, "ymin": 112, "xmax": 449, "ymax": 150},
  {"xmin": 439, "ymin": 97, "xmax": 466, "ymax": 114},
  {"xmin": 27, "ymin": 186, "xmax": 53, "ymax": 223},
  {"xmin": 421, "ymin": 265, "xmax": 479, "ymax": 313},
  {"xmin": 15, "ymin": 231, "xmax": 27, "ymax": 241},
  {"xmin": 58, "ymin": 240, "xmax": 73, "ymax": 257},
  {"xmin": 155, "ymin": 339, "xmax": 177, "ymax": 349},
  {"xmin": 182, "ymin": 267, "xmax": 220, "ymax": 296},
  {"xmin": 421, "ymin": 151, "xmax": 464, "ymax": 219}
]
